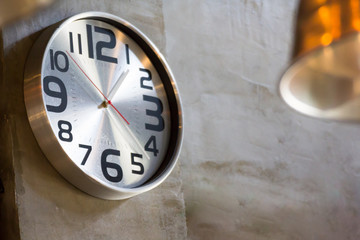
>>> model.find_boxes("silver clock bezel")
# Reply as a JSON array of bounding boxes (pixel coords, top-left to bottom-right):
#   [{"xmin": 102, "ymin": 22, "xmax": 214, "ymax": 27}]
[{"xmin": 24, "ymin": 11, "xmax": 183, "ymax": 200}]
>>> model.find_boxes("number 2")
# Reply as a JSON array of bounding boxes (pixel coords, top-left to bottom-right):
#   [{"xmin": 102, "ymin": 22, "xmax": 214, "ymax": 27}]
[{"xmin": 140, "ymin": 68, "xmax": 152, "ymax": 90}]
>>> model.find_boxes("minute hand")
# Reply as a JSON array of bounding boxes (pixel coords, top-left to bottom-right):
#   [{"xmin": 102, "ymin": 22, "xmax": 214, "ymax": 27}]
[{"xmin": 108, "ymin": 69, "xmax": 129, "ymax": 101}]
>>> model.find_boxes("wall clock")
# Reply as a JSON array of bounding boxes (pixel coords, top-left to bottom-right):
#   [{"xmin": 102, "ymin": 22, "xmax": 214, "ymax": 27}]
[{"xmin": 24, "ymin": 12, "xmax": 183, "ymax": 200}]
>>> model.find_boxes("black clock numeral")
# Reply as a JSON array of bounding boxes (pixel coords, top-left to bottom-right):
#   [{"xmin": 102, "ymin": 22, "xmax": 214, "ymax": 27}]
[
  {"xmin": 140, "ymin": 68, "xmax": 153, "ymax": 90},
  {"xmin": 131, "ymin": 153, "xmax": 144, "ymax": 175},
  {"xmin": 70, "ymin": 25, "xmax": 118, "ymax": 63},
  {"xmin": 78, "ymin": 34, "xmax": 82, "ymax": 54},
  {"xmin": 101, "ymin": 149, "xmax": 122, "ymax": 182},
  {"xmin": 85, "ymin": 24, "xmax": 118, "ymax": 64},
  {"xmin": 125, "ymin": 44, "xmax": 130, "ymax": 64},
  {"xmin": 86, "ymin": 24, "xmax": 94, "ymax": 58},
  {"xmin": 143, "ymin": 95, "xmax": 164, "ymax": 132},
  {"xmin": 43, "ymin": 76, "xmax": 67, "ymax": 113},
  {"xmin": 58, "ymin": 120, "xmax": 73, "ymax": 142},
  {"xmin": 69, "ymin": 32, "xmax": 74, "ymax": 52},
  {"xmin": 79, "ymin": 144, "xmax": 92, "ymax": 165},
  {"xmin": 144, "ymin": 135, "xmax": 159, "ymax": 157},
  {"xmin": 77, "ymin": 33, "xmax": 82, "ymax": 54},
  {"xmin": 94, "ymin": 26, "xmax": 118, "ymax": 63},
  {"xmin": 78, "ymin": 145, "xmax": 145, "ymax": 180},
  {"xmin": 142, "ymin": 94, "xmax": 164, "ymax": 158},
  {"xmin": 69, "ymin": 32, "xmax": 83, "ymax": 54},
  {"xmin": 50, "ymin": 49, "xmax": 69, "ymax": 72}
]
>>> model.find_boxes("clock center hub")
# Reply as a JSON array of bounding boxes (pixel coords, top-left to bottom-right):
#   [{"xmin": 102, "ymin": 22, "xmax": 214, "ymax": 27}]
[{"xmin": 99, "ymin": 100, "xmax": 109, "ymax": 109}]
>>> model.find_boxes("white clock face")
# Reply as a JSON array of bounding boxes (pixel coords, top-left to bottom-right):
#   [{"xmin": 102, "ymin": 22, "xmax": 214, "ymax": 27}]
[{"xmin": 41, "ymin": 18, "xmax": 172, "ymax": 189}]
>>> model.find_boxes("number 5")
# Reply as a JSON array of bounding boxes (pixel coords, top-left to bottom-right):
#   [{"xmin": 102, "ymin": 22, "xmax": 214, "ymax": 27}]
[{"xmin": 131, "ymin": 153, "xmax": 144, "ymax": 175}]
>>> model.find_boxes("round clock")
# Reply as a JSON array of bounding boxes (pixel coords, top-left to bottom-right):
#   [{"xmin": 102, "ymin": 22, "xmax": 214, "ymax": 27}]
[{"xmin": 24, "ymin": 12, "xmax": 183, "ymax": 200}]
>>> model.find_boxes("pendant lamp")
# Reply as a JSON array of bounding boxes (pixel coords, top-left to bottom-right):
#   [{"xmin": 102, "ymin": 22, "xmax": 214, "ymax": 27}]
[{"xmin": 280, "ymin": 0, "xmax": 360, "ymax": 120}]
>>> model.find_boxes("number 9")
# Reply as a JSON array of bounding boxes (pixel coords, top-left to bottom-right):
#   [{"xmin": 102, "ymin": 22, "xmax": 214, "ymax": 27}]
[{"xmin": 43, "ymin": 76, "xmax": 68, "ymax": 113}]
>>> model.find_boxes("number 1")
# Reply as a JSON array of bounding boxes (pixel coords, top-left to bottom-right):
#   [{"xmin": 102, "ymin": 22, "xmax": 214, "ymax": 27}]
[{"xmin": 125, "ymin": 44, "xmax": 130, "ymax": 64}]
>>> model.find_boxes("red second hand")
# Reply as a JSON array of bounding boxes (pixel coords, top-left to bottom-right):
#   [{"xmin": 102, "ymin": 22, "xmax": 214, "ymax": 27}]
[{"xmin": 66, "ymin": 51, "xmax": 130, "ymax": 125}]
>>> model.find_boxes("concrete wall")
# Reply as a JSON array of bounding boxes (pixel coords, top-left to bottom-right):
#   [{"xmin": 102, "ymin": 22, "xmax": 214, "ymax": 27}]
[
  {"xmin": 3, "ymin": 0, "xmax": 360, "ymax": 240},
  {"xmin": 164, "ymin": 1, "xmax": 360, "ymax": 240}
]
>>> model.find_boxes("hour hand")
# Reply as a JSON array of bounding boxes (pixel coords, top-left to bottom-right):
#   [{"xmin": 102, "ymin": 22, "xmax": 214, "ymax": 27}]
[{"xmin": 108, "ymin": 68, "xmax": 130, "ymax": 101}]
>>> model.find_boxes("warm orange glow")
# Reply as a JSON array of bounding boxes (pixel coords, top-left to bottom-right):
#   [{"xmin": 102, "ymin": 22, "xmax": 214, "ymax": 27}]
[
  {"xmin": 316, "ymin": 0, "xmax": 327, "ymax": 4},
  {"xmin": 351, "ymin": 0, "xmax": 360, "ymax": 30},
  {"xmin": 318, "ymin": 5, "xmax": 340, "ymax": 41},
  {"xmin": 294, "ymin": 0, "xmax": 360, "ymax": 57},
  {"xmin": 321, "ymin": 33, "xmax": 333, "ymax": 45},
  {"xmin": 318, "ymin": 6, "xmax": 329, "ymax": 20},
  {"xmin": 330, "ymin": 4, "xmax": 341, "ymax": 38},
  {"xmin": 353, "ymin": 19, "xmax": 360, "ymax": 30}
]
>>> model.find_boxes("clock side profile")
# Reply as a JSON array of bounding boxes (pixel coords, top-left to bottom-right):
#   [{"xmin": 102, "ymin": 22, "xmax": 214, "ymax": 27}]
[{"xmin": 23, "ymin": 12, "xmax": 183, "ymax": 200}]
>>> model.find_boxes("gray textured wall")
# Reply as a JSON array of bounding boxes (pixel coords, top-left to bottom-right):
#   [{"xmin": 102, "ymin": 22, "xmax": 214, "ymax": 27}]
[
  {"xmin": 3, "ymin": 0, "xmax": 360, "ymax": 240},
  {"xmin": 164, "ymin": 1, "xmax": 360, "ymax": 240}
]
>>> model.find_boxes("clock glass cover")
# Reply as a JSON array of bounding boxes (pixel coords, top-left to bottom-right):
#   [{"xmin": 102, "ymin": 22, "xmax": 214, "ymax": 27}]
[{"xmin": 24, "ymin": 12, "xmax": 182, "ymax": 199}]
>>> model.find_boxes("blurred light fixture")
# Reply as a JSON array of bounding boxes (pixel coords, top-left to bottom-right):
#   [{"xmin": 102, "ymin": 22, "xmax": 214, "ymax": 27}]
[{"xmin": 279, "ymin": 0, "xmax": 360, "ymax": 120}]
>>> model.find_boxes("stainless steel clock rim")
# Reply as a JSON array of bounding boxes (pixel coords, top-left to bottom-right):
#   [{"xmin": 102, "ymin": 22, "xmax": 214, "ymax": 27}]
[{"xmin": 24, "ymin": 12, "xmax": 183, "ymax": 200}]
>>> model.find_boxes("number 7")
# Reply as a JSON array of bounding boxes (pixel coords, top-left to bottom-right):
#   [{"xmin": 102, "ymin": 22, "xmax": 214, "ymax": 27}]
[{"xmin": 79, "ymin": 144, "xmax": 92, "ymax": 165}]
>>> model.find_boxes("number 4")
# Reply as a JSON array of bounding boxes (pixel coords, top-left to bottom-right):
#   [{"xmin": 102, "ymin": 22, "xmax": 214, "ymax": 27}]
[{"xmin": 144, "ymin": 136, "xmax": 159, "ymax": 156}]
